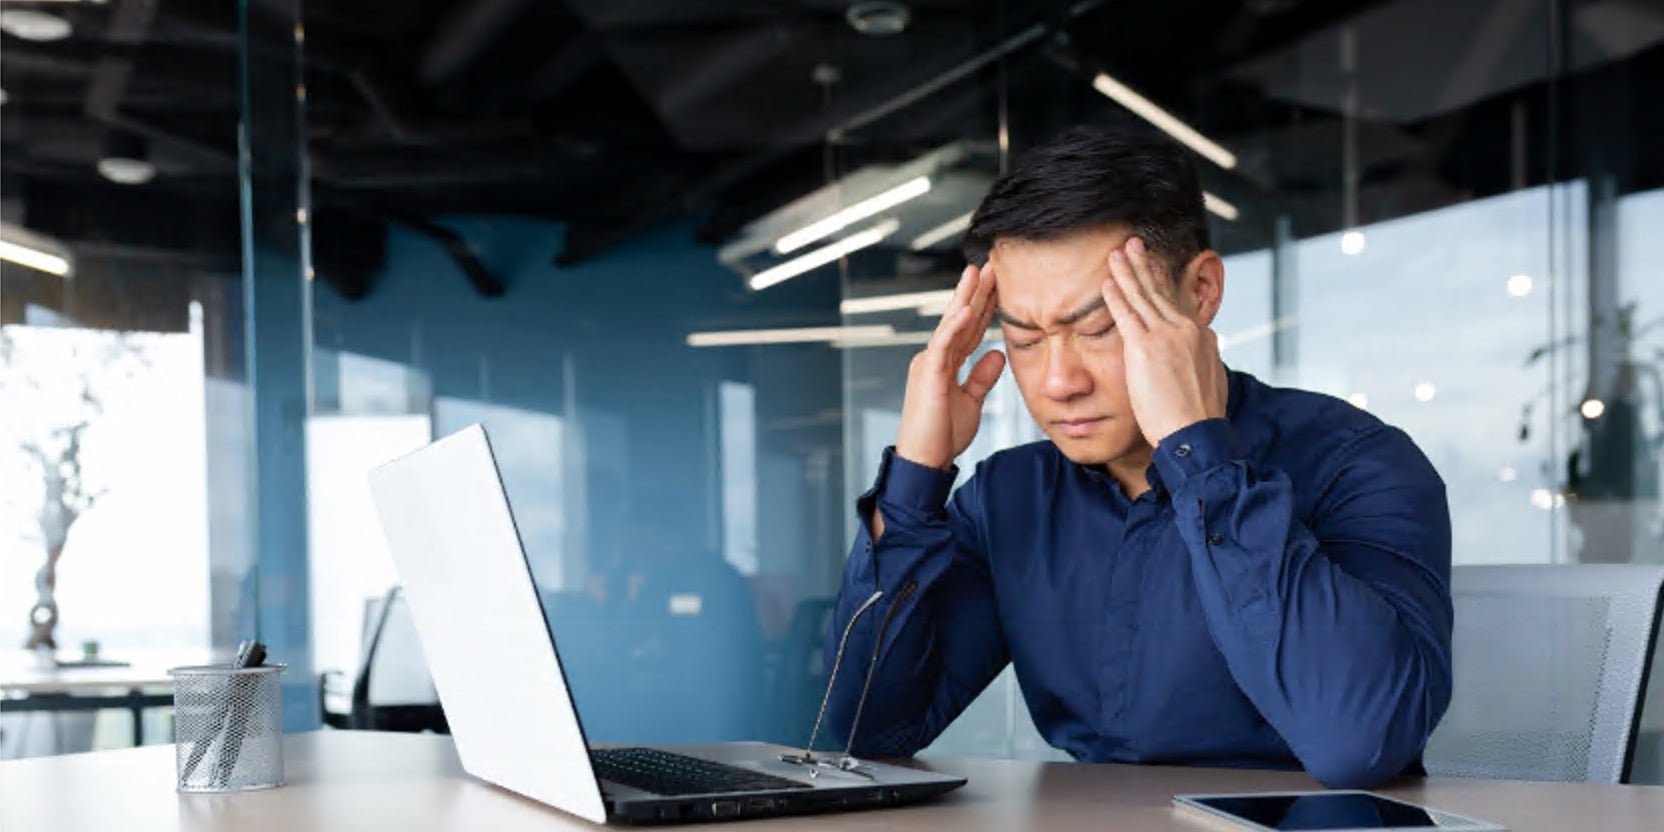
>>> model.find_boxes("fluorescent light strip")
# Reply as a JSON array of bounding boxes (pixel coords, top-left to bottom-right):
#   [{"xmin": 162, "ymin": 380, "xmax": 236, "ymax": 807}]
[
  {"xmin": 1091, "ymin": 73, "xmax": 1237, "ymax": 170},
  {"xmin": 835, "ymin": 328, "xmax": 1004, "ymax": 350},
  {"xmin": 833, "ymin": 331, "xmax": 937, "ymax": 348},
  {"xmin": 840, "ymin": 289, "xmax": 956, "ymax": 316},
  {"xmin": 750, "ymin": 219, "xmax": 901, "ymax": 291},
  {"xmin": 0, "ymin": 240, "xmax": 70, "ymax": 276},
  {"xmin": 687, "ymin": 325, "xmax": 895, "ymax": 348},
  {"xmin": 1217, "ymin": 317, "xmax": 1295, "ymax": 351},
  {"xmin": 916, "ymin": 299, "xmax": 952, "ymax": 317},
  {"xmin": 1203, "ymin": 191, "xmax": 1239, "ymax": 221},
  {"xmin": 775, "ymin": 177, "xmax": 930, "ymax": 254},
  {"xmin": 909, "ymin": 210, "xmax": 975, "ymax": 251}
]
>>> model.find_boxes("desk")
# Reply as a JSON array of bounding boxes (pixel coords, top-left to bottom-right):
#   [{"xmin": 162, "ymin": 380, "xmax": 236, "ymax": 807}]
[
  {"xmin": 4, "ymin": 731, "xmax": 1662, "ymax": 831},
  {"xmin": 0, "ymin": 649, "xmax": 222, "ymax": 747}
]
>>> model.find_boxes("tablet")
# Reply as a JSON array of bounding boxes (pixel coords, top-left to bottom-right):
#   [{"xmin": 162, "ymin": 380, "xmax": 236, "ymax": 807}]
[{"xmin": 1173, "ymin": 791, "xmax": 1505, "ymax": 831}]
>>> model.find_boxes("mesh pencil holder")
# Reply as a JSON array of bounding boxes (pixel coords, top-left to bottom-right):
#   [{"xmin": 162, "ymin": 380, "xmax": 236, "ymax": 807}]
[{"xmin": 169, "ymin": 664, "xmax": 286, "ymax": 792}]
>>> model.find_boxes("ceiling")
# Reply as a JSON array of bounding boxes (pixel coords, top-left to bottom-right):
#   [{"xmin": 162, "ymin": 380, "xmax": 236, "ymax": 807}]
[{"xmin": 2, "ymin": 0, "xmax": 1661, "ymax": 297}]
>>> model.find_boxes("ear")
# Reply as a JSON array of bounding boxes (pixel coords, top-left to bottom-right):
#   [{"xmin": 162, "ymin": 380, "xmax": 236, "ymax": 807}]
[{"xmin": 1182, "ymin": 251, "xmax": 1225, "ymax": 327}]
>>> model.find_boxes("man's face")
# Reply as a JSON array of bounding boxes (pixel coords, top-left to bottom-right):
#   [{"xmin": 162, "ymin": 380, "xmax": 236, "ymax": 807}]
[{"xmin": 990, "ymin": 224, "xmax": 1200, "ymax": 467}]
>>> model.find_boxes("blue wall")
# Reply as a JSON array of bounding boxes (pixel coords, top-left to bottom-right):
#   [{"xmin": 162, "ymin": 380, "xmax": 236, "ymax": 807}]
[{"xmin": 314, "ymin": 217, "xmax": 849, "ymax": 744}]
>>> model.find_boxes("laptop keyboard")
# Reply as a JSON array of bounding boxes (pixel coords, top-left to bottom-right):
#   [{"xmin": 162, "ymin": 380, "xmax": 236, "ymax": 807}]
[{"xmin": 591, "ymin": 747, "xmax": 813, "ymax": 796}]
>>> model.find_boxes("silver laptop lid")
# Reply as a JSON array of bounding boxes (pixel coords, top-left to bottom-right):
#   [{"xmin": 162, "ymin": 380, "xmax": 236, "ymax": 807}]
[{"xmin": 368, "ymin": 424, "xmax": 608, "ymax": 823}]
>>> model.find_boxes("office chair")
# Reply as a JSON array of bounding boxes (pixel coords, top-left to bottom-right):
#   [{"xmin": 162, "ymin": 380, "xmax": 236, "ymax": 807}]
[
  {"xmin": 1423, "ymin": 564, "xmax": 1664, "ymax": 783},
  {"xmin": 763, "ymin": 598, "xmax": 837, "ymax": 749},
  {"xmin": 348, "ymin": 587, "xmax": 449, "ymax": 734}
]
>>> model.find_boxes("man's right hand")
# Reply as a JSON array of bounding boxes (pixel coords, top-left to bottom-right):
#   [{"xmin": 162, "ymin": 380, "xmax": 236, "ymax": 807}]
[{"xmin": 895, "ymin": 263, "xmax": 1006, "ymax": 470}]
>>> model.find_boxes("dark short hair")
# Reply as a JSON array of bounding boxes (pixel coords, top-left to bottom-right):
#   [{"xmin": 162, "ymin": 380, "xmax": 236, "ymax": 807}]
[{"xmin": 963, "ymin": 126, "xmax": 1210, "ymax": 276}]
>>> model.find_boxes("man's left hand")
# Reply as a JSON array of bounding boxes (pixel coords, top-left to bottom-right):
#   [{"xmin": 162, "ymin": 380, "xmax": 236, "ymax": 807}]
[{"xmin": 1100, "ymin": 237, "xmax": 1229, "ymax": 448}]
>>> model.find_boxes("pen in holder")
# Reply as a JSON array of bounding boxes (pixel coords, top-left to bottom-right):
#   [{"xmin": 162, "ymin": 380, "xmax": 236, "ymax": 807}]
[{"xmin": 170, "ymin": 646, "xmax": 285, "ymax": 793}]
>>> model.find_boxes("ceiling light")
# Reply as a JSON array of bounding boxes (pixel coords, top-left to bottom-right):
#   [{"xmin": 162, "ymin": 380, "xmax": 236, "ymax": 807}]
[
  {"xmin": 840, "ymin": 289, "xmax": 956, "ymax": 316},
  {"xmin": 846, "ymin": 1, "xmax": 910, "ymax": 36},
  {"xmin": 97, "ymin": 132, "xmax": 155, "ymax": 185},
  {"xmin": 0, "ymin": 223, "xmax": 73, "ymax": 277},
  {"xmin": 1498, "ymin": 467, "xmax": 1517, "ymax": 482},
  {"xmin": 0, "ymin": 241, "xmax": 71, "ymax": 276},
  {"xmin": 97, "ymin": 157, "xmax": 155, "ymax": 185},
  {"xmin": 1580, "ymin": 398, "xmax": 1605, "ymax": 419},
  {"xmin": 775, "ymin": 178, "xmax": 929, "ymax": 254},
  {"xmin": 834, "ymin": 328, "xmax": 1004, "ymax": 349},
  {"xmin": 1413, "ymin": 382, "xmax": 1437, "ymax": 402},
  {"xmin": 1091, "ymin": 72, "xmax": 1237, "ymax": 170},
  {"xmin": 914, "ymin": 297, "xmax": 952, "ymax": 317},
  {"xmin": 751, "ymin": 219, "xmax": 901, "ymax": 291},
  {"xmin": 1507, "ymin": 274, "xmax": 1533, "ymax": 297},
  {"xmin": 1215, "ymin": 317, "xmax": 1295, "ymax": 351},
  {"xmin": 834, "ymin": 330, "xmax": 936, "ymax": 349},
  {"xmin": 687, "ymin": 325, "xmax": 895, "ymax": 348},
  {"xmin": 0, "ymin": 10, "xmax": 72, "ymax": 41},
  {"xmin": 1529, "ymin": 489, "xmax": 1566, "ymax": 510},
  {"xmin": 1202, "ymin": 191, "xmax": 1239, "ymax": 221},
  {"xmin": 1340, "ymin": 230, "xmax": 1366, "ymax": 256},
  {"xmin": 909, "ymin": 210, "xmax": 974, "ymax": 251},
  {"xmin": 1347, "ymin": 393, "xmax": 1369, "ymax": 409}
]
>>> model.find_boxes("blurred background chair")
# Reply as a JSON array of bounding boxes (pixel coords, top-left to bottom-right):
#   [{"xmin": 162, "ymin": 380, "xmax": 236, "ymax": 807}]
[
  {"xmin": 1424, "ymin": 564, "xmax": 1664, "ymax": 783},
  {"xmin": 321, "ymin": 587, "xmax": 447, "ymax": 734},
  {"xmin": 762, "ymin": 597, "xmax": 837, "ymax": 749}
]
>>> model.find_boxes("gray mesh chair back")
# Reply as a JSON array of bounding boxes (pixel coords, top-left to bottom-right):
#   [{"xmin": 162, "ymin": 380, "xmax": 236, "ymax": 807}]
[{"xmin": 1423, "ymin": 564, "xmax": 1664, "ymax": 783}]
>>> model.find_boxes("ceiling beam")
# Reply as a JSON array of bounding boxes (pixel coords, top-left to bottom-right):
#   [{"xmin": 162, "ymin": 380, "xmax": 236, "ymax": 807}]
[{"xmin": 418, "ymin": 0, "xmax": 528, "ymax": 85}]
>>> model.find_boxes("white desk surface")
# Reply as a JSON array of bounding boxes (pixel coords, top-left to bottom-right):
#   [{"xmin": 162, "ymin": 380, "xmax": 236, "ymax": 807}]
[
  {"xmin": 0, "ymin": 648, "xmax": 225, "ymax": 694},
  {"xmin": 3, "ymin": 730, "xmax": 1661, "ymax": 831}
]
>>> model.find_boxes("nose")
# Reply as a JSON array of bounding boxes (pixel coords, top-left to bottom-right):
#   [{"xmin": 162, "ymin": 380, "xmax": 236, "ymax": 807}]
[{"xmin": 1040, "ymin": 339, "xmax": 1093, "ymax": 402}]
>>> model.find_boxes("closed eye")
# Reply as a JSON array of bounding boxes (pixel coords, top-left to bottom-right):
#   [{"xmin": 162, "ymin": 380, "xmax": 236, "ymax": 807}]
[
  {"xmin": 1009, "ymin": 339, "xmax": 1042, "ymax": 351},
  {"xmin": 1081, "ymin": 325, "xmax": 1115, "ymax": 339}
]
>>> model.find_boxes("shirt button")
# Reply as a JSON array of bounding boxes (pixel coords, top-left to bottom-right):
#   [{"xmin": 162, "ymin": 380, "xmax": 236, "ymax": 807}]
[
  {"xmin": 1174, "ymin": 444, "xmax": 1192, "ymax": 458},
  {"xmin": 1207, "ymin": 531, "xmax": 1225, "ymax": 546}
]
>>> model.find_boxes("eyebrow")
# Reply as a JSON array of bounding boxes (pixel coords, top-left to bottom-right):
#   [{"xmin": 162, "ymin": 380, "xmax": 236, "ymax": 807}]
[{"xmin": 997, "ymin": 296, "xmax": 1109, "ymax": 331}]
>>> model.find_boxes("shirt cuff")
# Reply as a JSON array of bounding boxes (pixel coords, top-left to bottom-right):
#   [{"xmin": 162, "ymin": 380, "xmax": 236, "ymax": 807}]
[
  {"xmin": 858, "ymin": 446, "xmax": 959, "ymax": 516},
  {"xmin": 1153, "ymin": 418, "xmax": 1243, "ymax": 489}
]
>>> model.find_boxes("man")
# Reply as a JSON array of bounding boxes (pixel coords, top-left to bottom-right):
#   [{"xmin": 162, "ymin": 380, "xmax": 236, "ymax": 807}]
[{"xmin": 822, "ymin": 126, "xmax": 1452, "ymax": 789}]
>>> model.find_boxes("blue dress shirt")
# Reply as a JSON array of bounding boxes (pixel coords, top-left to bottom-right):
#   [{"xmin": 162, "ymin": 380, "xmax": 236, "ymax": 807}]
[{"xmin": 824, "ymin": 370, "xmax": 1453, "ymax": 789}]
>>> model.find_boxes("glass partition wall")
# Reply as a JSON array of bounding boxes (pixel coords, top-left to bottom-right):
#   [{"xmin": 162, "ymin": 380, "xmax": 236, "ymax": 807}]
[{"xmin": 812, "ymin": 0, "xmax": 1664, "ymax": 773}]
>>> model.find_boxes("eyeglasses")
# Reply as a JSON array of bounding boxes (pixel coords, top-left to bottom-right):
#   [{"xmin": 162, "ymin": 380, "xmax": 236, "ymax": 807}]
[{"xmin": 778, "ymin": 580, "xmax": 918, "ymax": 779}]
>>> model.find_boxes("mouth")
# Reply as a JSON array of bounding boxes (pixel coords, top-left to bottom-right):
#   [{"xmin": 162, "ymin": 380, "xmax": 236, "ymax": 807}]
[{"xmin": 1052, "ymin": 416, "xmax": 1107, "ymax": 438}]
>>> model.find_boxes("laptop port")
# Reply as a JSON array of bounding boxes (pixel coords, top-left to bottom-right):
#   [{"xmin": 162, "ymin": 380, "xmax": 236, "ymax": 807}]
[
  {"xmin": 710, "ymin": 801, "xmax": 740, "ymax": 818},
  {"xmin": 747, "ymin": 798, "xmax": 775, "ymax": 812}
]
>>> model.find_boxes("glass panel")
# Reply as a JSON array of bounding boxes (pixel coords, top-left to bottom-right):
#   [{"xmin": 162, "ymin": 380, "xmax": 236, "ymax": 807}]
[
  {"xmin": 306, "ymin": 216, "xmax": 845, "ymax": 744},
  {"xmin": 0, "ymin": 1, "xmax": 247, "ymax": 756},
  {"xmin": 1293, "ymin": 185, "xmax": 1568, "ymax": 567},
  {"xmin": 823, "ymin": 0, "xmax": 1661, "ymax": 774}
]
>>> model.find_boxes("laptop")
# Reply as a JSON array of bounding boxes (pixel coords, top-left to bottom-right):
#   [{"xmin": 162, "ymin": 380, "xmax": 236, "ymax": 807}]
[{"xmin": 367, "ymin": 424, "xmax": 966, "ymax": 824}]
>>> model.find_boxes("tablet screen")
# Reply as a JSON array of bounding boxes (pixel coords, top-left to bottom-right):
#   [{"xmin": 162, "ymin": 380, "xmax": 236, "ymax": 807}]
[{"xmin": 1185, "ymin": 793, "xmax": 1457, "ymax": 830}]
